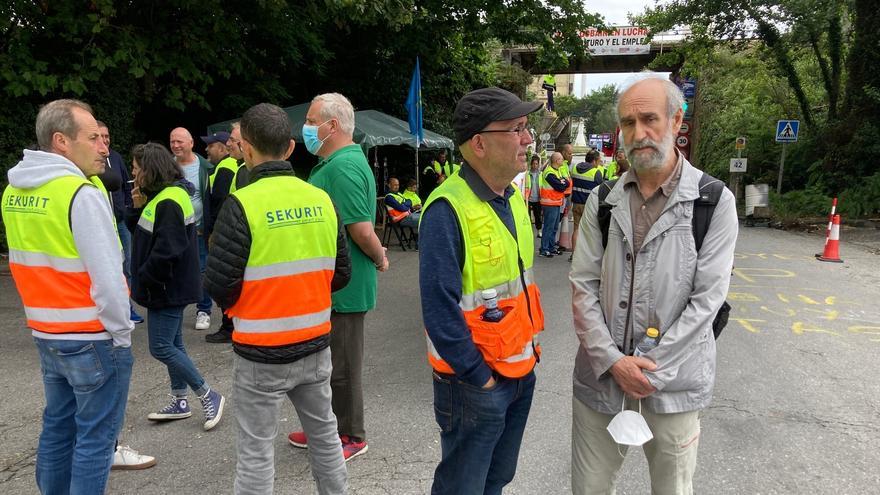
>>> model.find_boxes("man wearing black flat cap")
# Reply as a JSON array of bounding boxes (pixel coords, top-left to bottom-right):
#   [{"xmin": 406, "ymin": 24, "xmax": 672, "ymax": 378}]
[{"xmin": 418, "ymin": 87, "xmax": 547, "ymax": 494}]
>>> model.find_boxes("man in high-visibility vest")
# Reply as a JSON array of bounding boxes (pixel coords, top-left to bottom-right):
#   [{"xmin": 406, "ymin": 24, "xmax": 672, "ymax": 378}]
[
  {"xmin": 605, "ymin": 148, "xmax": 630, "ymax": 181},
  {"xmin": 419, "ymin": 87, "xmax": 546, "ymax": 494},
  {"xmin": 539, "ymin": 151, "xmax": 569, "ymax": 257},
  {"xmin": 421, "ymin": 149, "xmax": 447, "ymax": 200},
  {"xmin": 569, "ymin": 150, "xmax": 605, "ymax": 260},
  {"xmin": 205, "ymin": 123, "xmax": 247, "ymax": 344},
  {"xmin": 205, "ymin": 103, "xmax": 351, "ymax": 493},
  {"xmin": 2, "ymin": 99, "xmax": 134, "ymax": 494},
  {"xmin": 383, "ymin": 177, "xmax": 420, "ymax": 229},
  {"xmin": 401, "ymin": 178, "xmax": 422, "ymax": 209}
]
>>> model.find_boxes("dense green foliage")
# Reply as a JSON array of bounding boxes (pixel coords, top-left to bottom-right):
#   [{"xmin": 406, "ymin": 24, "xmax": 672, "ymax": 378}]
[
  {"xmin": 0, "ymin": 1, "xmax": 600, "ymax": 168},
  {"xmin": 0, "ymin": 1, "xmax": 603, "ymax": 249},
  {"xmin": 637, "ymin": 0, "xmax": 880, "ymax": 216},
  {"xmin": 551, "ymin": 85, "xmax": 619, "ymax": 135}
]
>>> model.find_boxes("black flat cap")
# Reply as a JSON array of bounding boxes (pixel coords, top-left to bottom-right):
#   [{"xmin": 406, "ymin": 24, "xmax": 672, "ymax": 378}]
[{"xmin": 453, "ymin": 87, "xmax": 543, "ymax": 145}]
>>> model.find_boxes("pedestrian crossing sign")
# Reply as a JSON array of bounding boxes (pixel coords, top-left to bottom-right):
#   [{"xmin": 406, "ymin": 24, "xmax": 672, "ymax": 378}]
[{"xmin": 776, "ymin": 120, "xmax": 799, "ymax": 143}]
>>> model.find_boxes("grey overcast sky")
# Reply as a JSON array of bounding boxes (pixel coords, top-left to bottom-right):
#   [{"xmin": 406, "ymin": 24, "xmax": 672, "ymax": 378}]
[{"xmin": 590, "ymin": 0, "xmax": 657, "ymax": 25}]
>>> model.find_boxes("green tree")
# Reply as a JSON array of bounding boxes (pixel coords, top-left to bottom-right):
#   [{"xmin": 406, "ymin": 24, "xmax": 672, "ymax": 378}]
[
  {"xmin": 636, "ymin": 0, "xmax": 880, "ymax": 193},
  {"xmin": 582, "ymin": 85, "xmax": 619, "ymax": 135}
]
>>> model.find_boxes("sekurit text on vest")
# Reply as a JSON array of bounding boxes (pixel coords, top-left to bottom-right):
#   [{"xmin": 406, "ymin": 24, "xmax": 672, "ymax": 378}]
[
  {"xmin": 265, "ymin": 205, "xmax": 326, "ymax": 228},
  {"xmin": 4, "ymin": 194, "xmax": 50, "ymax": 213}
]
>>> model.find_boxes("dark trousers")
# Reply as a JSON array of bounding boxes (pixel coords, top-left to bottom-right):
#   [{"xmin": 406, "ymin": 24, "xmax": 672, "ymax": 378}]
[
  {"xmin": 528, "ymin": 201, "xmax": 543, "ymax": 230},
  {"xmin": 431, "ymin": 371, "xmax": 536, "ymax": 495},
  {"xmin": 330, "ymin": 311, "xmax": 366, "ymax": 441}
]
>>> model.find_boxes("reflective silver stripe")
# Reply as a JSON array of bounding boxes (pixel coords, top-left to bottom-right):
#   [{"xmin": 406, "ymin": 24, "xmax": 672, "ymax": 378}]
[
  {"xmin": 233, "ymin": 308, "xmax": 331, "ymax": 334},
  {"xmin": 9, "ymin": 249, "xmax": 85, "ymax": 272},
  {"xmin": 138, "ymin": 214, "xmax": 193, "ymax": 231},
  {"xmin": 498, "ymin": 342, "xmax": 534, "ymax": 363},
  {"xmin": 459, "ymin": 268, "xmax": 536, "ymax": 311},
  {"xmin": 426, "ymin": 334, "xmax": 444, "ymax": 360},
  {"xmin": 243, "ymin": 257, "xmax": 336, "ymax": 282},
  {"xmin": 573, "ymin": 186, "xmax": 591, "ymax": 193},
  {"xmin": 24, "ymin": 306, "xmax": 99, "ymax": 323},
  {"xmin": 137, "ymin": 216, "xmax": 154, "ymax": 233}
]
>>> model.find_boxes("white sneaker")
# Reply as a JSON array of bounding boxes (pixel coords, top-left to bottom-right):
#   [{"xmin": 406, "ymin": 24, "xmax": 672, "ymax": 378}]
[
  {"xmin": 112, "ymin": 445, "xmax": 157, "ymax": 470},
  {"xmin": 195, "ymin": 311, "xmax": 211, "ymax": 330}
]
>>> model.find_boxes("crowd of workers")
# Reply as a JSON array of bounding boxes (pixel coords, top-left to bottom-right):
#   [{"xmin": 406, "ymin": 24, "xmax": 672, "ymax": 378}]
[{"xmin": 2, "ymin": 74, "xmax": 737, "ymax": 495}]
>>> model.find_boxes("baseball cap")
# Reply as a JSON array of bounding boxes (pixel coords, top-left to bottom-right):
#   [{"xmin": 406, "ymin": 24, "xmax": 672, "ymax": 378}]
[
  {"xmin": 200, "ymin": 131, "xmax": 230, "ymax": 145},
  {"xmin": 453, "ymin": 87, "xmax": 542, "ymax": 145}
]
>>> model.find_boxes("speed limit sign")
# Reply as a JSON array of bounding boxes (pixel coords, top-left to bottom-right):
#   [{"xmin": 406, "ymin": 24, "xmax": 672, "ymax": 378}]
[{"xmin": 676, "ymin": 135, "xmax": 689, "ymax": 147}]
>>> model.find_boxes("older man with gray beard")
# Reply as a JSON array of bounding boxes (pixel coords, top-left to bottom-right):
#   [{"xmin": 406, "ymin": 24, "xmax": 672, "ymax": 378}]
[{"xmin": 568, "ymin": 76, "xmax": 738, "ymax": 494}]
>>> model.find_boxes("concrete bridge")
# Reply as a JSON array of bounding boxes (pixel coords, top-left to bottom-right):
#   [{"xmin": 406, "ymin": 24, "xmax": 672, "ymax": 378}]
[{"xmin": 501, "ymin": 29, "xmax": 687, "ymax": 74}]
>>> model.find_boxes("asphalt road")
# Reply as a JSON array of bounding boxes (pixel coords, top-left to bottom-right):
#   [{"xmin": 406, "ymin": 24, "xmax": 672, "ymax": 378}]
[{"xmin": 1, "ymin": 223, "xmax": 878, "ymax": 494}]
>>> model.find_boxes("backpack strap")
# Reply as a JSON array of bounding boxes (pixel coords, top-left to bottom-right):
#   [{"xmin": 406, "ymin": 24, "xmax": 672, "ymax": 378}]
[
  {"xmin": 598, "ymin": 173, "xmax": 725, "ymax": 252},
  {"xmin": 597, "ymin": 179, "xmax": 618, "ymax": 249},
  {"xmin": 692, "ymin": 172, "xmax": 725, "ymax": 252}
]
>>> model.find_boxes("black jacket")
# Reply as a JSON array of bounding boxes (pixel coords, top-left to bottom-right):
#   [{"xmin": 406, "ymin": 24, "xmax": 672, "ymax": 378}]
[
  {"xmin": 205, "ymin": 160, "xmax": 351, "ymax": 364},
  {"xmin": 127, "ymin": 180, "xmax": 201, "ymax": 308},
  {"xmin": 97, "ymin": 149, "xmax": 133, "ymax": 222},
  {"xmin": 206, "ymin": 156, "xmax": 239, "ymax": 236}
]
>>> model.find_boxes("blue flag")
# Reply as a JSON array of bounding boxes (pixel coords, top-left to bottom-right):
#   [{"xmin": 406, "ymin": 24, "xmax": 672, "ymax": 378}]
[{"xmin": 405, "ymin": 57, "xmax": 424, "ymax": 145}]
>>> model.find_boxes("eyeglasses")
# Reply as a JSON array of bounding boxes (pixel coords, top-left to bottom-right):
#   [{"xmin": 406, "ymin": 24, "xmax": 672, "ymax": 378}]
[{"xmin": 479, "ymin": 126, "xmax": 530, "ymax": 137}]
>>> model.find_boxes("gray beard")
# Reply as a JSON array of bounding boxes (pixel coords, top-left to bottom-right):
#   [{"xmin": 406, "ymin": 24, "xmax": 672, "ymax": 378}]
[{"xmin": 626, "ymin": 132, "xmax": 674, "ymax": 172}]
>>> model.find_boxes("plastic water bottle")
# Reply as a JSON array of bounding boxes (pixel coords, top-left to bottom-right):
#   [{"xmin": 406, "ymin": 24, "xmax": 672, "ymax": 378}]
[
  {"xmin": 634, "ymin": 327, "xmax": 660, "ymax": 357},
  {"xmin": 481, "ymin": 289, "xmax": 506, "ymax": 322}
]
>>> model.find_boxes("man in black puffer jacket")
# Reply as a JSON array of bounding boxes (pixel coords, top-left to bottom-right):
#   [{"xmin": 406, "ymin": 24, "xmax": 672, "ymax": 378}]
[{"xmin": 205, "ymin": 103, "xmax": 351, "ymax": 494}]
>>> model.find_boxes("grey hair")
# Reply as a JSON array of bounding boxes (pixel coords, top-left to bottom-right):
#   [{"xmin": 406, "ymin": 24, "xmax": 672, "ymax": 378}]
[
  {"xmin": 230, "ymin": 121, "xmax": 240, "ymax": 130},
  {"xmin": 614, "ymin": 73, "xmax": 685, "ymax": 123},
  {"xmin": 36, "ymin": 99, "xmax": 93, "ymax": 151},
  {"xmin": 312, "ymin": 93, "xmax": 355, "ymax": 135}
]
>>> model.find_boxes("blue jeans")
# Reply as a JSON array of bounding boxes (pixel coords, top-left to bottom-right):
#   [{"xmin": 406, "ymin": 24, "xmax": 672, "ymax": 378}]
[
  {"xmin": 431, "ymin": 371, "xmax": 536, "ymax": 495},
  {"xmin": 197, "ymin": 233, "xmax": 212, "ymax": 314},
  {"xmin": 148, "ymin": 306, "xmax": 207, "ymax": 396},
  {"xmin": 34, "ymin": 338, "xmax": 133, "ymax": 495},
  {"xmin": 400, "ymin": 212, "xmax": 421, "ymax": 229},
  {"xmin": 541, "ymin": 206, "xmax": 560, "ymax": 253}
]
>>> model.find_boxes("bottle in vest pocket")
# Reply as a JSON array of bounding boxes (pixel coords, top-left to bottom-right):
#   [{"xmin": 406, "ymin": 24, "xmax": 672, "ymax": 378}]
[
  {"xmin": 634, "ymin": 327, "xmax": 660, "ymax": 357},
  {"xmin": 480, "ymin": 289, "xmax": 507, "ymax": 322}
]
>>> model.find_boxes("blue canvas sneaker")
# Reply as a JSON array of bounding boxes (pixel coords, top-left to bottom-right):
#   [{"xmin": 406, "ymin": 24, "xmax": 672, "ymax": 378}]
[
  {"xmin": 200, "ymin": 388, "xmax": 225, "ymax": 431},
  {"xmin": 147, "ymin": 395, "xmax": 191, "ymax": 421}
]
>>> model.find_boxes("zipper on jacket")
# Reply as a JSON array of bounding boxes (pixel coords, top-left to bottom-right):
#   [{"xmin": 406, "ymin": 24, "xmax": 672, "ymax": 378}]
[
  {"xmin": 621, "ymin": 236, "xmax": 636, "ymax": 355},
  {"xmin": 517, "ymin": 254, "xmax": 539, "ymax": 363}
]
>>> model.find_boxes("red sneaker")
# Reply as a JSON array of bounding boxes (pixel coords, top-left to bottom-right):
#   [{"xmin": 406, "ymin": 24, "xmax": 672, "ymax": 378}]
[
  {"xmin": 287, "ymin": 431, "xmax": 308, "ymax": 448},
  {"xmin": 341, "ymin": 435, "xmax": 369, "ymax": 462}
]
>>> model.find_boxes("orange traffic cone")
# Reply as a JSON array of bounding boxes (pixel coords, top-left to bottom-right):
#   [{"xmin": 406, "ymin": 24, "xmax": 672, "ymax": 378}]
[
  {"xmin": 817, "ymin": 214, "xmax": 843, "ymax": 263},
  {"xmin": 815, "ymin": 197, "xmax": 838, "ymax": 258}
]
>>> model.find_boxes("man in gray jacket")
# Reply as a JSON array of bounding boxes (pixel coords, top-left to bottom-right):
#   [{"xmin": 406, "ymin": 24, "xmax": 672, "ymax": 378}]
[{"xmin": 569, "ymin": 76, "xmax": 738, "ymax": 494}]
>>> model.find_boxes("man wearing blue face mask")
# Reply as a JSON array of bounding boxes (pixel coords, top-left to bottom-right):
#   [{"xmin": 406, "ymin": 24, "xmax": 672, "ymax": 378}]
[{"xmin": 287, "ymin": 93, "xmax": 389, "ymax": 462}]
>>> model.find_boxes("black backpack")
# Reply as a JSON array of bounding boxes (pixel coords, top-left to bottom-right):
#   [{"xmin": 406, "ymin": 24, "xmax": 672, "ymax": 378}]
[{"xmin": 595, "ymin": 172, "xmax": 731, "ymax": 339}]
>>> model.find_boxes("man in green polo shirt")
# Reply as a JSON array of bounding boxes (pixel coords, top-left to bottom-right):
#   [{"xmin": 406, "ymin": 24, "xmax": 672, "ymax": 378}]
[{"xmin": 287, "ymin": 92, "xmax": 389, "ymax": 461}]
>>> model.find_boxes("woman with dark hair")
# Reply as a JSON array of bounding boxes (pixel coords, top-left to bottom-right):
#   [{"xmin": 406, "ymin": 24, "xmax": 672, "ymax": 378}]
[{"xmin": 127, "ymin": 142, "xmax": 225, "ymax": 431}]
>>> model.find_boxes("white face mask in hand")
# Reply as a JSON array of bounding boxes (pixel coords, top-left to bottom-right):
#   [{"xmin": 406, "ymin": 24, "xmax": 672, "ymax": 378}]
[{"xmin": 606, "ymin": 396, "xmax": 653, "ymax": 447}]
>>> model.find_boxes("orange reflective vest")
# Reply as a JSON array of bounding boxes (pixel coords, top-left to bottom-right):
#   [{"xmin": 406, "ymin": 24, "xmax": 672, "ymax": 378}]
[
  {"xmin": 420, "ymin": 174, "xmax": 545, "ymax": 378},
  {"xmin": 540, "ymin": 167, "xmax": 565, "ymax": 206},
  {"xmin": 2, "ymin": 175, "xmax": 107, "ymax": 334},
  {"xmin": 226, "ymin": 175, "xmax": 338, "ymax": 347},
  {"xmin": 384, "ymin": 192, "xmax": 411, "ymax": 223}
]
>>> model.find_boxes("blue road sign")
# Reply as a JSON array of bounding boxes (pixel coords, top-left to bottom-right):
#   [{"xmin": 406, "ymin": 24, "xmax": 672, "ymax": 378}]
[{"xmin": 776, "ymin": 120, "xmax": 799, "ymax": 143}]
